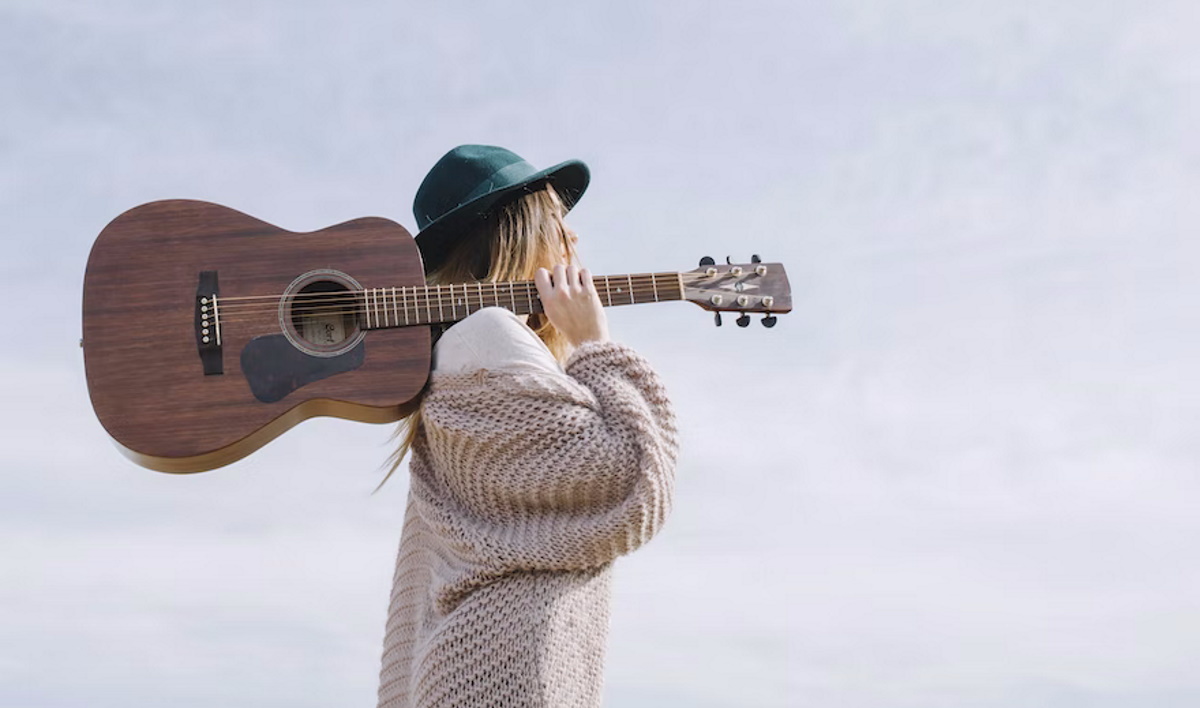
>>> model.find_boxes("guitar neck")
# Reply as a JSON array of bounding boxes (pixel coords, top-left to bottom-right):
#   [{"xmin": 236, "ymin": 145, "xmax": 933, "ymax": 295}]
[{"xmin": 359, "ymin": 271, "xmax": 684, "ymax": 329}]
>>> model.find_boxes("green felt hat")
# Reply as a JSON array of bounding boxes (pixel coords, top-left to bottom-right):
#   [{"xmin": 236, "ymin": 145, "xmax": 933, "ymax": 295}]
[{"xmin": 413, "ymin": 144, "xmax": 590, "ymax": 274}]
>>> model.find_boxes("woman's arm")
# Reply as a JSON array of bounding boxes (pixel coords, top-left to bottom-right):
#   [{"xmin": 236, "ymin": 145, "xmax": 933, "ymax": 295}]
[{"xmin": 414, "ymin": 337, "xmax": 678, "ymax": 573}]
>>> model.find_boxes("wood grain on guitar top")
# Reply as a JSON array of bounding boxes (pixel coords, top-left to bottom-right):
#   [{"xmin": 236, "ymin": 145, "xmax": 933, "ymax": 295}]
[{"xmin": 82, "ymin": 199, "xmax": 430, "ymax": 473}]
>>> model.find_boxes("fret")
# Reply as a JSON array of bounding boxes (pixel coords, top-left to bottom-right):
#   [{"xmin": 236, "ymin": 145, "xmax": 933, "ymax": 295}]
[
  {"xmin": 525, "ymin": 282, "xmax": 533, "ymax": 314},
  {"xmin": 490, "ymin": 282, "xmax": 497, "ymax": 314},
  {"xmin": 423, "ymin": 286, "xmax": 431, "ymax": 324},
  {"xmin": 391, "ymin": 287, "xmax": 399, "ymax": 326},
  {"xmin": 626, "ymin": 274, "xmax": 635, "ymax": 305},
  {"xmin": 381, "ymin": 288, "xmax": 389, "ymax": 327},
  {"xmin": 479, "ymin": 281, "xmax": 487, "ymax": 315},
  {"xmin": 508, "ymin": 282, "xmax": 516, "ymax": 312},
  {"xmin": 368, "ymin": 288, "xmax": 377, "ymax": 328},
  {"xmin": 650, "ymin": 273, "xmax": 659, "ymax": 302},
  {"xmin": 603, "ymin": 275, "xmax": 612, "ymax": 307}
]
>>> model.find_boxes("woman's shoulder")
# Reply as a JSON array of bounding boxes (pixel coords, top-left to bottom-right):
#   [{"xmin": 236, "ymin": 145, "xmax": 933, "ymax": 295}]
[{"xmin": 432, "ymin": 307, "xmax": 564, "ymax": 376}]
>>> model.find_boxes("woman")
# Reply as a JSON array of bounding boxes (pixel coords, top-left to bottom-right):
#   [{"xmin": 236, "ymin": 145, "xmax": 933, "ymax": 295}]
[{"xmin": 377, "ymin": 145, "xmax": 679, "ymax": 708}]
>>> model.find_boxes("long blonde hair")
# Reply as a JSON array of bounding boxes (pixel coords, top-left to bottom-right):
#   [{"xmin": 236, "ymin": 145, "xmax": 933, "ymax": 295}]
[{"xmin": 377, "ymin": 184, "xmax": 578, "ymax": 489}]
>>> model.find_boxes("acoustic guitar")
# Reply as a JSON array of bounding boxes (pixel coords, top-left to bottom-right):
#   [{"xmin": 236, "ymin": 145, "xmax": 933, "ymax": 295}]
[{"xmin": 82, "ymin": 200, "xmax": 792, "ymax": 473}]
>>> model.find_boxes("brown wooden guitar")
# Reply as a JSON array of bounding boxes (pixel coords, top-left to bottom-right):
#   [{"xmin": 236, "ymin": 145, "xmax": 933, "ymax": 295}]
[{"xmin": 82, "ymin": 200, "xmax": 792, "ymax": 473}]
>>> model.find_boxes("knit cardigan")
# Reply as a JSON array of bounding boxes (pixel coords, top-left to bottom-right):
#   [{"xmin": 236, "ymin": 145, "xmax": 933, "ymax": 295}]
[{"xmin": 377, "ymin": 338, "xmax": 679, "ymax": 708}]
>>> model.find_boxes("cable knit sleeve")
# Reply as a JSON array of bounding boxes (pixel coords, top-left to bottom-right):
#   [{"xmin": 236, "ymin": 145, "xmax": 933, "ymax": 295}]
[{"xmin": 410, "ymin": 339, "xmax": 678, "ymax": 574}]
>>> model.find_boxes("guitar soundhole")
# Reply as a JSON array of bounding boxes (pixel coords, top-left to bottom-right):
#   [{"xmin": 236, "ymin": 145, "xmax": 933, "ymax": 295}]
[{"xmin": 280, "ymin": 270, "xmax": 367, "ymax": 357}]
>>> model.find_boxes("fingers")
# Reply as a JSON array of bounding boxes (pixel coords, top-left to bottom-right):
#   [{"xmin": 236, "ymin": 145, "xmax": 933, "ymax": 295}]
[
  {"xmin": 551, "ymin": 264, "xmax": 586, "ymax": 292},
  {"xmin": 534, "ymin": 267, "xmax": 552, "ymax": 299},
  {"xmin": 538, "ymin": 265, "xmax": 592, "ymax": 300}
]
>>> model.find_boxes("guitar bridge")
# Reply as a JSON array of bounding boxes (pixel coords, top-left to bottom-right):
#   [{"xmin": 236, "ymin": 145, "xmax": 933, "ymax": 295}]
[{"xmin": 196, "ymin": 270, "xmax": 223, "ymax": 375}]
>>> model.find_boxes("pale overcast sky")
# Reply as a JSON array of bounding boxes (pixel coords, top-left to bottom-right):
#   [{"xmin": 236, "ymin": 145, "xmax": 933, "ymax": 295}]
[{"xmin": 3, "ymin": 1, "xmax": 1199, "ymax": 707}]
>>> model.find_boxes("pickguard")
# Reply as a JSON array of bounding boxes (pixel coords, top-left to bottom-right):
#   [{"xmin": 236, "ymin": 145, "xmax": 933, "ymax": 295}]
[{"xmin": 241, "ymin": 334, "xmax": 365, "ymax": 403}]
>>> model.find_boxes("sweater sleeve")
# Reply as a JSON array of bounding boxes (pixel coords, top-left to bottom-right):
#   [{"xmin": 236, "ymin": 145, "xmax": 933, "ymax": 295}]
[{"xmin": 411, "ymin": 339, "xmax": 678, "ymax": 574}]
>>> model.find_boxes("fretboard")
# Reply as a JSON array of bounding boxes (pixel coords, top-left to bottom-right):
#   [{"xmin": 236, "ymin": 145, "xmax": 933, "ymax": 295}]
[{"xmin": 359, "ymin": 271, "xmax": 684, "ymax": 329}]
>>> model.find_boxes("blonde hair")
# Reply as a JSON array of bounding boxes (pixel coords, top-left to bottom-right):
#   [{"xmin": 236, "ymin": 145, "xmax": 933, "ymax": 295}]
[{"xmin": 377, "ymin": 184, "xmax": 578, "ymax": 490}]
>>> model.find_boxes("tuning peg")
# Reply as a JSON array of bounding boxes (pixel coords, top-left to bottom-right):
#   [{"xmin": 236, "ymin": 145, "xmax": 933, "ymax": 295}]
[
  {"xmin": 751, "ymin": 254, "xmax": 761, "ymax": 263},
  {"xmin": 726, "ymin": 256, "xmax": 733, "ymax": 265},
  {"xmin": 714, "ymin": 312, "xmax": 722, "ymax": 327},
  {"xmin": 736, "ymin": 313, "xmax": 751, "ymax": 327},
  {"xmin": 699, "ymin": 256, "xmax": 715, "ymax": 266},
  {"xmin": 762, "ymin": 314, "xmax": 777, "ymax": 328}
]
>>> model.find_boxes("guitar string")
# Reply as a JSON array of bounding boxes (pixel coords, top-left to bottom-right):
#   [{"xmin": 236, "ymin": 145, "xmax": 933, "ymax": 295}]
[
  {"xmin": 209, "ymin": 272, "xmax": 694, "ymax": 303},
  {"xmin": 211, "ymin": 276, "xmax": 707, "ymax": 316},
  {"xmin": 210, "ymin": 282, "xmax": 736, "ymax": 323},
  {"xmin": 210, "ymin": 273, "xmax": 721, "ymax": 309},
  {"xmin": 209, "ymin": 278, "xmax": 722, "ymax": 325},
  {"xmin": 211, "ymin": 284, "xmax": 682, "ymax": 325},
  {"xmin": 214, "ymin": 283, "xmax": 675, "ymax": 312},
  {"xmin": 207, "ymin": 274, "xmax": 762, "ymax": 328}
]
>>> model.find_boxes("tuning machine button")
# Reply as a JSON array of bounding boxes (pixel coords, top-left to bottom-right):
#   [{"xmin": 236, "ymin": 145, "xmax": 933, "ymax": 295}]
[
  {"xmin": 736, "ymin": 313, "xmax": 751, "ymax": 327},
  {"xmin": 762, "ymin": 314, "xmax": 777, "ymax": 328},
  {"xmin": 714, "ymin": 312, "xmax": 723, "ymax": 327},
  {"xmin": 751, "ymin": 254, "xmax": 762, "ymax": 263},
  {"xmin": 699, "ymin": 256, "xmax": 715, "ymax": 266}
]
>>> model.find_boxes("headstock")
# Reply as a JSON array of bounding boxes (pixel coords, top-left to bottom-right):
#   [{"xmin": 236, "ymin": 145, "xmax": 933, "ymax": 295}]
[{"xmin": 683, "ymin": 255, "xmax": 792, "ymax": 327}]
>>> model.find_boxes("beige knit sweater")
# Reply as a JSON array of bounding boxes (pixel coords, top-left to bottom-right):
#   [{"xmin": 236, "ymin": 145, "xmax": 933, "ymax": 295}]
[{"xmin": 377, "ymin": 325, "xmax": 678, "ymax": 708}]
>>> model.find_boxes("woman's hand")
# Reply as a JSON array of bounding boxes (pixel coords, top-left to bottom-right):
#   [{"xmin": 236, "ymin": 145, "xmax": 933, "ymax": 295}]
[{"xmin": 534, "ymin": 264, "xmax": 610, "ymax": 346}]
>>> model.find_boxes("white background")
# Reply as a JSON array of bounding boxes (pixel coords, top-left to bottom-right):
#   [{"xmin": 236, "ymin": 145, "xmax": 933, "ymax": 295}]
[{"xmin": 3, "ymin": 1, "xmax": 1198, "ymax": 706}]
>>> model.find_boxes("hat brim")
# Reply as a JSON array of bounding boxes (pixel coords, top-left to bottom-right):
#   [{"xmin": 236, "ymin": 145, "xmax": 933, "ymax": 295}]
[{"xmin": 415, "ymin": 159, "xmax": 589, "ymax": 275}]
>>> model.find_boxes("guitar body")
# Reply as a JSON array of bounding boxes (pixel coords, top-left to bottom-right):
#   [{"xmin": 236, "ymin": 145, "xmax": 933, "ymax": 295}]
[{"xmin": 82, "ymin": 200, "xmax": 430, "ymax": 473}]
